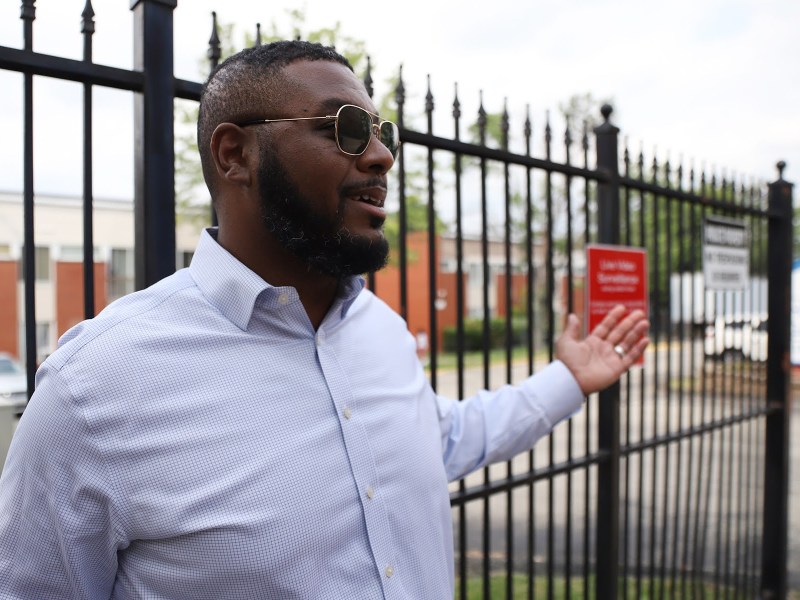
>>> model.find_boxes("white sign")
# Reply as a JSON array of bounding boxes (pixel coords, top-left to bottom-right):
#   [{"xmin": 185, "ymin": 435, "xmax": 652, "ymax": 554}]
[{"xmin": 703, "ymin": 216, "xmax": 749, "ymax": 290}]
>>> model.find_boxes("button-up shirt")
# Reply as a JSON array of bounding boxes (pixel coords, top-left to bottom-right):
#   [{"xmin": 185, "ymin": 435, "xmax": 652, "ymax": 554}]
[{"xmin": 0, "ymin": 229, "xmax": 583, "ymax": 599}]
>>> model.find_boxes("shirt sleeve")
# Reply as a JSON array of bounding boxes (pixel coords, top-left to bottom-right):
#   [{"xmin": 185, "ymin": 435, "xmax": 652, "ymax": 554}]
[
  {"xmin": 0, "ymin": 365, "xmax": 121, "ymax": 599},
  {"xmin": 435, "ymin": 360, "xmax": 584, "ymax": 482}
]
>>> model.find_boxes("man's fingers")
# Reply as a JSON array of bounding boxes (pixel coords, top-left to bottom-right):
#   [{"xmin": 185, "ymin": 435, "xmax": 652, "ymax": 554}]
[
  {"xmin": 605, "ymin": 308, "xmax": 647, "ymax": 346},
  {"xmin": 618, "ymin": 319, "xmax": 650, "ymax": 353},
  {"xmin": 621, "ymin": 336, "xmax": 650, "ymax": 366},
  {"xmin": 564, "ymin": 313, "xmax": 581, "ymax": 341},
  {"xmin": 590, "ymin": 305, "xmax": 627, "ymax": 340}
]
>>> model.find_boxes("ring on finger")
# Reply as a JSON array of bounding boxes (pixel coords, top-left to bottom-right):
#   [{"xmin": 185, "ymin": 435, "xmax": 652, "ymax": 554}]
[{"xmin": 613, "ymin": 344, "xmax": 626, "ymax": 359}]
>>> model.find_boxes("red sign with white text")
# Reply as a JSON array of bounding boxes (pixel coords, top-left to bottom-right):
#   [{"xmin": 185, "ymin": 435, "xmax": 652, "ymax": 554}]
[{"xmin": 586, "ymin": 245, "xmax": 648, "ymax": 347}]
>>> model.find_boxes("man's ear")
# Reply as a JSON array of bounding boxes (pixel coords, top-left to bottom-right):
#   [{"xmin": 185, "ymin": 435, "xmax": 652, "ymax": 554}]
[{"xmin": 210, "ymin": 123, "xmax": 256, "ymax": 187}]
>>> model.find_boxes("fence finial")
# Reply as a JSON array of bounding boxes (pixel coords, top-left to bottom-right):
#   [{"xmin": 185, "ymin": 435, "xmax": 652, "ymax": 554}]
[
  {"xmin": 207, "ymin": 11, "xmax": 221, "ymax": 69},
  {"xmin": 777, "ymin": 160, "xmax": 786, "ymax": 181},
  {"xmin": 394, "ymin": 64, "xmax": 405, "ymax": 108},
  {"xmin": 255, "ymin": 23, "xmax": 261, "ymax": 47},
  {"xmin": 363, "ymin": 56, "xmax": 373, "ymax": 98},
  {"xmin": 425, "ymin": 74, "xmax": 434, "ymax": 114},
  {"xmin": 81, "ymin": 0, "xmax": 95, "ymax": 35},
  {"xmin": 20, "ymin": 0, "xmax": 36, "ymax": 21},
  {"xmin": 600, "ymin": 103, "xmax": 613, "ymax": 122}
]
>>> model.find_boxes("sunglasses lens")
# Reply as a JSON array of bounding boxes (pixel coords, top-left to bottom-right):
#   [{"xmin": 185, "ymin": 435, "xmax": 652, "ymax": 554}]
[
  {"xmin": 337, "ymin": 106, "xmax": 372, "ymax": 155},
  {"xmin": 379, "ymin": 122, "xmax": 400, "ymax": 158}
]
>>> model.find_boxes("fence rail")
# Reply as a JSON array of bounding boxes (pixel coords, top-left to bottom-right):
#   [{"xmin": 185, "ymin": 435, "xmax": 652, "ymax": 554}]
[{"xmin": 1, "ymin": 1, "xmax": 792, "ymax": 598}]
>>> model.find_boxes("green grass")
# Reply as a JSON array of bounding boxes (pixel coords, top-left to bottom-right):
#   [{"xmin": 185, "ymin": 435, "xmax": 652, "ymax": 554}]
[
  {"xmin": 427, "ymin": 346, "xmax": 547, "ymax": 372},
  {"xmin": 456, "ymin": 573, "xmax": 751, "ymax": 599}
]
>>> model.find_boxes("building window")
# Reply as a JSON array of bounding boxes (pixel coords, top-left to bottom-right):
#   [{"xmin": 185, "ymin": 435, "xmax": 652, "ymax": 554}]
[
  {"xmin": 18, "ymin": 246, "xmax": 51, "ymax": 281},
  {"xmin": 109, "ymin": 248, "xmax": 134, "ymax": 300}
]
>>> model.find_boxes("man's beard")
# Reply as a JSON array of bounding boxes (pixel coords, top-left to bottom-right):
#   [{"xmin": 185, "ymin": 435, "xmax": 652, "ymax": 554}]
[{"xmin": 257, "ymin": 152, "xmax": 389, "ymax": 278}]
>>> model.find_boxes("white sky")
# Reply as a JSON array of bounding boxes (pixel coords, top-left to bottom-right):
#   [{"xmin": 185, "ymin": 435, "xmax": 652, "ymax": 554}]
[{"xmin": 0, "ymin": 0, "xmax": 797, "ymax": 202}]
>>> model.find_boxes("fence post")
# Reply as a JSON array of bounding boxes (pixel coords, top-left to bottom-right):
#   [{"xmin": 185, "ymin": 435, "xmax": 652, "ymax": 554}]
[
  {"xmin": 594, "ymin": 104, "xmax": 621, "ymax": 599},
  {"xmin": 761, "ymin": 161, "xmax": 793, "ymax": 599},
  {"xmin": 130, "ymin": 0, "xmax": 177, "ymax": 289}
]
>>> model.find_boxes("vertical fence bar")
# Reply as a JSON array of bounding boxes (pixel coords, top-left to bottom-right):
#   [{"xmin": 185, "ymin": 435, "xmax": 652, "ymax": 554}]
[
  {"xmin": 452, "ymin": 84, "xmax": 468, "ymax": 600},
  {"xmin": 82, "ymin": 1, "xmax": 96, "ymax": 319},
  {"xmin": 364, "ymin": 57, "xmax": 375, "ymax": 293},
  {"xmin": 395, "ymin": 67, "xmax": 408, "ymax": 322},
  {"xmin": 21, "ymin": 0, "xmax": 37, "ymax": 393},
  {"xmin": 635, "ymin": 146, "xmax": 647, "ymax": 600},
  {"xmin": 477, "ymin": 93, "xmax": 492, "ymax": 600},
  {"xmin": 563, "ymin": 118, "xmax": 574, "ymax": 600},
  {"xmin": 594, "ymin": 104, "xmax": 621, "ymax": 600},
  {"xmin": 544, "ymin": 112, "xmax": 556, "ymax": 600},
  {"xmin": 621, "ymin": 140, "xmax": 632, "ymax": 600},
  {"xmin": 523, "ymin": 106, "xmax": 536, "ymax": 600},
  {"xmin": 501, "ymin": 99, "xmax": 514, "ymax": 600},
  {"xmin": 424, "ymin": 76, "xmax": 438, "ymax": 388},
  {"xmin": 582, "ymin": 122, "xmax": 592, "ymax": 600},
  {"xmin": 760, "ymin": 161, "xmax": 792, "ymax": 599},
  {"xmin": 130, "ymin": 0, "xmax": 177, "ymax": 289},
  {"xmin": 648, "ymin": 152, "xmax": 660, "ymax": 600}
]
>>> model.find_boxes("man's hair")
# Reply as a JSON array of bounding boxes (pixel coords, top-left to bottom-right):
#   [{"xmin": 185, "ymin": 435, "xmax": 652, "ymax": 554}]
[{"xmin": 197, "ymin": 40, "xmax": 353, "ymax": 195}]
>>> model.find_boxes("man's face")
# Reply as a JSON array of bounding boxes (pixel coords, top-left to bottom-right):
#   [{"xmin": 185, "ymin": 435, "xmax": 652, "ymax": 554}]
[{"xmin": 255, "ymin": 60, "xmax": 395, "ymax": 277}]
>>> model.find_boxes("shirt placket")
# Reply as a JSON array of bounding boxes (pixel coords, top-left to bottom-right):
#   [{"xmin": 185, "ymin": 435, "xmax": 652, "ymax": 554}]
[{"xmin": 314, "ymin": 325, "xmax": 402, "ymax": 598}]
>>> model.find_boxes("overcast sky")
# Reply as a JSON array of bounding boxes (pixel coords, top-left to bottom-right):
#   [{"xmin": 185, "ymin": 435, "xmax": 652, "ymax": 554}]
[{"xmin": 0, "ymin": 0, "xmax": 797, "ymax": 202}]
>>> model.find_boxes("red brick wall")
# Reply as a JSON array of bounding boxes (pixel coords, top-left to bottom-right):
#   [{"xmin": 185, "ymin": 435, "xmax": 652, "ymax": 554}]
[
  {"xmin": 373, "ymin": 232, "xmax": 467, "ymax": 350},
  {"xmin": 496, "ymin": 272, "xmax": 529, "ymax": 318},
  {"xmin": 55, "ymin": 262, "xmax": 108, "ymax": 337},
  {"xmin": 0, "ymin": 261, "xmax": 18, "ymax": 358}
]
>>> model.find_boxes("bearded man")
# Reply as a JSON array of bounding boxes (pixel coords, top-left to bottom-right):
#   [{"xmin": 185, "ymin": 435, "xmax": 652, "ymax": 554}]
[{"xmin": 0, "ymin": 41, "xmax": 648, "ymax": 599}]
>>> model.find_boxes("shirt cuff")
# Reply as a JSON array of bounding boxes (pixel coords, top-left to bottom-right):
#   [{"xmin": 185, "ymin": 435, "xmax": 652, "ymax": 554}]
[{"xmin": 520, "ymin": 360, "xmax": 584, "ymax": 429}]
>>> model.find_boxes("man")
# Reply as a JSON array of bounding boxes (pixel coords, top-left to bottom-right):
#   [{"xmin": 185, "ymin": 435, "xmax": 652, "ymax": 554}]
[{"xmin": 0, "ymin": 41, "xmax": 648, "ymax": 598}]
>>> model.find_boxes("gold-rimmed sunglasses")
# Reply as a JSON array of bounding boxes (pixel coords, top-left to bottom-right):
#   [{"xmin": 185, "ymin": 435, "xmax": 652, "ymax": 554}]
[{"xmin": 236, "ymin": 104, "xmax": 401, "ymax": 159}]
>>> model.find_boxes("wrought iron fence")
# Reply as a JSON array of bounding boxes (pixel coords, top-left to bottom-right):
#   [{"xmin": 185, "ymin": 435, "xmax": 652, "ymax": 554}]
[{"xmin": 0, "ymin": 1, "xmax": 793, "ymax": 597}]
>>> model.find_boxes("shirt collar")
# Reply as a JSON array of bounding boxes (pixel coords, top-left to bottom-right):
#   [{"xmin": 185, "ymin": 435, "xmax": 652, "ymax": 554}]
[{"xmin": 189, "ymin": 228, "xmax": 365, "ymax": 330}]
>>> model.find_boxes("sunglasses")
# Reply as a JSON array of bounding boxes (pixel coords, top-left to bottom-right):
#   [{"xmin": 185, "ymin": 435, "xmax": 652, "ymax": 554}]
[{"xmin": 236, "ymin": 104, "xmax": 401, "ymax": 159}]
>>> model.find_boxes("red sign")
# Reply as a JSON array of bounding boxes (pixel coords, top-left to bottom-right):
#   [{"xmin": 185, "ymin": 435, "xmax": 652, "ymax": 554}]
[{"xmin": 586, "ymin": 244, "xmax": 648, "ymax": 338}]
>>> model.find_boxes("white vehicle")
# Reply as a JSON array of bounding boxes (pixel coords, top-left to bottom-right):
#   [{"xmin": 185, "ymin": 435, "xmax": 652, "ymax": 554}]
[{"xmin": 0, "ymin": 353, "xmax": 28, "ymax": 414}]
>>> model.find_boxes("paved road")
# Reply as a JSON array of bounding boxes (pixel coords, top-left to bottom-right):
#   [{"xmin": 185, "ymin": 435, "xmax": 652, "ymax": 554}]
[{"xmin": 432, "ymin": 347, "xmax": 800, "ymax": 590}]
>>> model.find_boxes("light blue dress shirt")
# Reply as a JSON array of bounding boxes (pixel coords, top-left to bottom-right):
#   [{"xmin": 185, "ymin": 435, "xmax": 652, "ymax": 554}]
[{"xmin": 0, "ymin": 229, "xmax": 583, "ymax": 599}]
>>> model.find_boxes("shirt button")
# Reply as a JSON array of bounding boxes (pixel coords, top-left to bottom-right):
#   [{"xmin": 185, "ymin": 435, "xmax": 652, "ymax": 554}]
[
  {"xmin": 366, "ymin": 486, "xmax": 375, "ymax": 499},
  {"xmin": 277, "ymin": 292, "xmax": 289, "ymax": 305},
  {"xmin": 343, "ymin": 407, "xmax": 352, "ymax": 419},
  {"xmin": 385, "ymin": 565, "xmax": 394, "ymax": 578}
]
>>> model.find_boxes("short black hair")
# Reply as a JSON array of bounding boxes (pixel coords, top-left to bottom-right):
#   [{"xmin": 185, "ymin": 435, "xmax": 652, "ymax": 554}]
[{"xmin": 197, "ymin": 40, "xmax": 353, "ymax": 195}]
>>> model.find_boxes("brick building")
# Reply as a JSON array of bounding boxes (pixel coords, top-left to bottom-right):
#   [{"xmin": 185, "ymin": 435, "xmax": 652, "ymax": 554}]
[{"xmin": 1, "ymin": 192, "xmax": 551, "ymax": 365}]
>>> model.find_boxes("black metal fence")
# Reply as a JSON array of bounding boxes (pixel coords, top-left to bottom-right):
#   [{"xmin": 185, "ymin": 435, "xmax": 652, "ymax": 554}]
[{"xmin": 0, "ymin": 1, "xmax": 793, "ymax": 598}]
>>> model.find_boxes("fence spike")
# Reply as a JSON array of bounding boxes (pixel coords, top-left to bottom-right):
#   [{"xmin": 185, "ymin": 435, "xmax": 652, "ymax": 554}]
[
  {"xmin": 501, "ymin": 97, "xmax": 509, "ymax": 151},
  {"xmin": 254, "ymin": 23, "xmax": 261, "ymax": 47},
  {"xmin": 20, "ymin": 0, "xmax": 36, "ymax": 21},
  {"xmin": 524, "ymin": 105, "xmax": 532, "ymax": 140},
  {"xmin": 394, "ymin": 64, "xmax": 405, "ymax": 110},
  {"xmin": 425, "ymin": 74, "xmax": 434, "ymax": 115},
  {"xmin": 564, "ymin": 116, "xmax": 572, "ymax": 150},
  {"xmin": 81, "ymin": 0, "xmax": 95, "ymax": 36},
  {"xmin": 207, "ymin": 11, "xmax": 221, "ymax": 70},
  {"xmin": 638, "ymin": 144, "xmax": 645, "ymax": 181},
  {"xmin": 477, "ymin": 91, "xmax": 487, "ymax": 146},
  {"xmin": 582, "ymin": 120, "xmax": 589, "ymax": 152},
  {"xmin": 544, "ymin": 110, "xmax": 552, "ymax": 144},
  {"xmin": 363, "ymin": 56, "xmax": 373, "ymax": 98}
]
